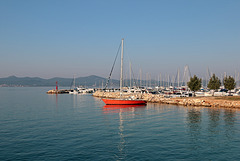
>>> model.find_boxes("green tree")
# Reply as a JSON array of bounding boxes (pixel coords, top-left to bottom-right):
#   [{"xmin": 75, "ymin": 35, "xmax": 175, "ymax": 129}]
[
  {"xmin": 223, "ymin": 76, "xmax": 235, "ymax": 91},
  {"xmin": 207, "ymin": 74, "xmax": 221, "ymax": 90},
  {"xmin": 187, "ymin": 75, "xmax": 202, "ymax": 95}
]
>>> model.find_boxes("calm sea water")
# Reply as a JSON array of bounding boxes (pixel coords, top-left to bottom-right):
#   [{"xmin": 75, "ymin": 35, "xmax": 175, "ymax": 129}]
[{"xmin": 0, "ymin": 87, "xmax": 240, "ymax": 161}]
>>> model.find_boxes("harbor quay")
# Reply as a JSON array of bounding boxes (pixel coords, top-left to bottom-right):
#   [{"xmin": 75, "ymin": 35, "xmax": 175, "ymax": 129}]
[{"xmin": 93, "ymin": 91, "xmax": 240, "ymax": 109}]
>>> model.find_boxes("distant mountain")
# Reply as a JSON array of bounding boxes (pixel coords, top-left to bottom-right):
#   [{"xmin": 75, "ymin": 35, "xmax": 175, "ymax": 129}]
[
  {"xmin": 3, "ymin": 75, "xmax": 237, "ymax": 88},
  {"xmin": 0, "ymin": 75, "xmax": 119, "ymax": 87}
]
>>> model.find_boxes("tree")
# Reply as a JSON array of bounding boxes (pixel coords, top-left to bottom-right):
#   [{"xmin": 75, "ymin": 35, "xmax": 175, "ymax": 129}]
[
  {"xmin": 187, "ymin": 75, "xmax": 202, "ymax": 94},
  {"xmin": 223, "ymin": 76, "xmax": 235, "ymax": 91},
  {"xmin": 207, "ymin": 74, "xmax": 221, "ymax": 91}
]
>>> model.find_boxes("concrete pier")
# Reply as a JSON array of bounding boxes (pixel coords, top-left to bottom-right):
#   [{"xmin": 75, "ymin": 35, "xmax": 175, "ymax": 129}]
[{"xmin": 46, "ymin": 89, "xmax": 69, "ymax": 94}]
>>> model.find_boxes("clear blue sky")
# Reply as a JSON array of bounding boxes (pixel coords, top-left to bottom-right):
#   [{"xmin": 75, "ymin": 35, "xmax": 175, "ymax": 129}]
[{"xmin": 0, "ymin": 0, "xmax": 239, "ymax": 79}]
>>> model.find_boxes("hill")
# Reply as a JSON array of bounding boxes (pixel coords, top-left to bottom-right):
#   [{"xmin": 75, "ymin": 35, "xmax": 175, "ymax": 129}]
[{"xmin": 0, "ymin": 75, "xmax": 119, "ymax": 87}]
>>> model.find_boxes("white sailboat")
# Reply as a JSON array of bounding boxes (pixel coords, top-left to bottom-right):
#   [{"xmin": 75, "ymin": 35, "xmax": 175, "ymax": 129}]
[{"xmin": 69, "ymin": 75, "xmax": 78, "ymax": 94}]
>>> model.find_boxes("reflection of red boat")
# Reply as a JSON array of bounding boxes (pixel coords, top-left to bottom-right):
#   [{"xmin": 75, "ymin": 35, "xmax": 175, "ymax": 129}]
[
  {"xmin": 102, "ymin": 98, "xmax": 147, "ymax": 105},
  {"xmin": 104, "ymin": 104, "xmax": 146, "ymax": 108},
  {"xmin": 103, "ymin": 104, "xmax": 146, "ymax": 113}
]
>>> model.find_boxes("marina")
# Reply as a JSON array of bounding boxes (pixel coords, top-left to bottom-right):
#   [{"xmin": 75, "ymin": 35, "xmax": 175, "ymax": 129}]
[
  {"xmin": 2, "ymin": 1, "xmax": 240, "ymax": 160},
  {"xmin": 46, "ymin": 85, "xmax": 240, "ymax": 108},
  {"xmin": 45, "ymin": 70, "xmax": 240, "ymax": 108}
]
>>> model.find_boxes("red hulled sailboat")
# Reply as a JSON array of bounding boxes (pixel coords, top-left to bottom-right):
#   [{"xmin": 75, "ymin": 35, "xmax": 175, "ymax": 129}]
[
  {"xmin": 102, "ymin": 98, "xmax": 147, "ymax": 105},
  {"xmin": 102, "ymin": 39, "xmax": 147, "ymax": 105}
]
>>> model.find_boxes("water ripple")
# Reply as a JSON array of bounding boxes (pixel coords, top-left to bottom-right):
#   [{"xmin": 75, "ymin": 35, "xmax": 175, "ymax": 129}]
[{"xmin": 1, "ymin": 88, "xmax": 240, "ymax": 160}]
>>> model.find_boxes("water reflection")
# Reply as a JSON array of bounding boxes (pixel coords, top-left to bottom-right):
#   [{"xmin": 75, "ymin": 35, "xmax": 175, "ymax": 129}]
[
  {"xmin": 186, "ymin": 107, "xmax": 238, "ymax": 152},
  {"xmin": 224, "ymin": 109, "xmax": 236, "ymax": 126},
  {"xmin": 103, "ymin": 105, "xmax": 146, "ymax": 114},
  {"xmin": 47, "ymin": 93, "xmax": 58, "ymax": 108},
  {"xmin": 103, "ymin": 105, "xmax": 146, "ymax": 160},
  {"xmin": 223, "ymin": 109, "xmax": 237, "ymax": 140},
  {"xmin": 186, "ymin": 108, "xmax": 202, "ymax": 150},
  {"xmin": 207, "ymin": 108, "xmax": 221, "ymax": 134}
]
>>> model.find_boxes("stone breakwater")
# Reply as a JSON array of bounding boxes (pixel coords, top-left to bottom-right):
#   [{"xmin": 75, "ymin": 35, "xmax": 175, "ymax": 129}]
[{"xmin": 93, "ymin": 91, "xmax": 240, "ymax": 108}]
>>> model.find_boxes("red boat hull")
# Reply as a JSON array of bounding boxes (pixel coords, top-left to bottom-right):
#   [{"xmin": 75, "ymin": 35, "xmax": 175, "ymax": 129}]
[{"xmin": 102, "ymin": 98, "xmax": 147, "ymax": 105}]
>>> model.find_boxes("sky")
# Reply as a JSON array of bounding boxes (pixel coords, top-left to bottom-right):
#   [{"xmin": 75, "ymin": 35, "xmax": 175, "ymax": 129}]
[{"xmin": 0, "ymin": 0, "xmax": 240, "ymax": 80}]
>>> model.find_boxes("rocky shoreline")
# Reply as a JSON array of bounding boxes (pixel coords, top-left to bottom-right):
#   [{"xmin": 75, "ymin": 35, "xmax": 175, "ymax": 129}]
[{"xmin": 93, "ymin": 91, "xmax": 240, "ymax": 108}]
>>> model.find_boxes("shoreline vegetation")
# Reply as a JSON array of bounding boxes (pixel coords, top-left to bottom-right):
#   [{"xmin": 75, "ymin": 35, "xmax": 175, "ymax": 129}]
[{"xmin": 93, "ymin": 91, "xmax": 240, "ymax": 109}]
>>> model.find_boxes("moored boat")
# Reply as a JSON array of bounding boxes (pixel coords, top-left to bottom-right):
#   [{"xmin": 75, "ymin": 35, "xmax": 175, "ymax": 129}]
[
  {"xmin": 102, "ymin": 98, "xmax": 147, "ymax": 105},
  {"xmin": 102, "ymin": 39, "xmax": 147, "ymax": 105}
]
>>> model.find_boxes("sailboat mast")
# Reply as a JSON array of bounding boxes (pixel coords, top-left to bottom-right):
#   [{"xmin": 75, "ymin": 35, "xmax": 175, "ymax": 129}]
[
  {"xmin": 129, "ymin": 62, "xmax": 131, "ymax": 89},
  {"xmin": 120, "ymin": 38, "xmax": 124, "ymax": 97},
  {"xmin": 73, "ymin": 74, "xmax": 76, "ymax": 89},
  {"xmin": 177, "ymin": 68, "xmax": 180, "ymax": 87}
]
